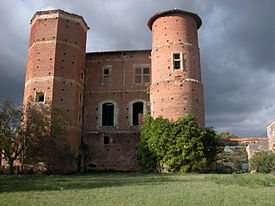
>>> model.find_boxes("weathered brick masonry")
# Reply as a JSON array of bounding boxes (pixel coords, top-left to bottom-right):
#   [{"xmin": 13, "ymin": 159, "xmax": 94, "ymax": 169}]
[
  {"xmin": 23, "ymin": 9, "xmax": 205, "ymax": 171},
  {"xmin": 148, "ymin": 10, "xmax": 204, "ymax": 126}
]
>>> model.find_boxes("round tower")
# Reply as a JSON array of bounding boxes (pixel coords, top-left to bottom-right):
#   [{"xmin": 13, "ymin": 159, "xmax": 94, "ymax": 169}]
[
  {"xmin": 23, "ymin": 10, "xmax": 89, "ymax": 155},
  {"xmin": 148, "ymin": 9, "xmax": 205, "ymax": 126}
]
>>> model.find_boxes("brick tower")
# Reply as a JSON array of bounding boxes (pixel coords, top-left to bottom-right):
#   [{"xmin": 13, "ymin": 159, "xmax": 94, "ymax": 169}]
[
  {"xmin": 23, "ymin": 10, "xmax": 89, "ymax": 156},
  {"xmin": 148, "ymin": 9, "xmax": 205, "ymax": 126}
]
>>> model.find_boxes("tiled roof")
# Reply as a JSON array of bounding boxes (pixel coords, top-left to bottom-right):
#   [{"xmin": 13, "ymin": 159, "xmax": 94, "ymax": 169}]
[{"xmin": 226, "ymin": 137, "xmax": 268, "ymax": 142}]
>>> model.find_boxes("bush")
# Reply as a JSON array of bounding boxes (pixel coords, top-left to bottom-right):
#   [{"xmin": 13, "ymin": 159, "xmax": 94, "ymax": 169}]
[
  {"xmin": 250, "ymin": 151, "xmax": 275, "ymax": 173},
  {"xmin": 216, "ymin": 146, "xmax": 248, "ymax": 173},
  {"xmin": 136, "ymin": 115, "xmax": 221, "ymax": 173}
]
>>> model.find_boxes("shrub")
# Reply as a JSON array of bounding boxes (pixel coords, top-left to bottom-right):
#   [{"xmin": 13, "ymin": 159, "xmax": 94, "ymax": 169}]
[
  {"xmin": 250, "ymin": 151, "xmax": 275, "ymax": 173},
  {"xmin": 216, "ymin": 146, "xmax": 248, "ymax": 173},
  {"xmin": 136, "ymin": 115, "xmax": 221, "ymax": 173}
]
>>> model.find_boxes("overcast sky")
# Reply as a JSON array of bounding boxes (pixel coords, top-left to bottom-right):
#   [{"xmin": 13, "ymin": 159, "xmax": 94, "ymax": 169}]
[{"xmin": 0, "ymin": 0, "xmax": 274, "ymax": 137}]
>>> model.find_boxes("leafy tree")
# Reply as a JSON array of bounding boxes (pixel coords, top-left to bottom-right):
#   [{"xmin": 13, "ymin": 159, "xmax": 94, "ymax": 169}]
[
  {"xmin": 23, "ymin": 103, "xmax": 73, "ymax": 174},
  {"xmin": 136, "ymin": 115, "xmax": 221, "ymax": 172},
  {"xmin": 0, "ymin": 101, "xmax": 27, "ymax": 174},
  {"xmin": 216, "ymin": 146, "xmax": 248, "ymax": 173},
  {"xmin": 217, "ymin": 131, "xmax": 238, "ymax": 140},
  {"xmin": 0, "ymin": 100, "xmax": 73, "ymax": 174},
  {"xmin": 250, "ymin": 151, "xmax": 275, "ymax": 173}
]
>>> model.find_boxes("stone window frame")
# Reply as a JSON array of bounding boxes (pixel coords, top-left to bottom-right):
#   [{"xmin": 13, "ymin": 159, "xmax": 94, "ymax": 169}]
[
  {"xmin": 35, "ymin": 91, "xmax": 46, "ymax": 103},
  {"xmin": 133, "ymin": 64, "xmax": 150, "ymax": 85},
  {"xmin": 171, "ymin": 52, "xmax": 185, "ymax": 71},
  {"xmin": 97, "ymin": 100, "xmax": 118, "ymax": 128},
  {"xmin": 102, "ymin": 65, "xmax": 112, "ymax": 86},
  {"xmin": 128, "ymin": 99, "xmax": 148, "ymax": 126}
]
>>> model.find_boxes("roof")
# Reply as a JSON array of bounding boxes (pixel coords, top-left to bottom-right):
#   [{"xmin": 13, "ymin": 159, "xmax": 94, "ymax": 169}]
[
  {"xmin": 267, "ymin": 120, "xmax": 275, "ymax": 128},
  {"xmin": 31, "ymin": 9, "xmax": 89, "ymax": 30},
  {"xmin": 147, "ymin": 9, "xmax": 202, "ymax": 30},
  {"xmin": 226, "ymin": 137, "xmax": 268, "ymax": 142},
  {"xmin": 86, "ymin": 49, "xmax": 151, "ymax": 55}
]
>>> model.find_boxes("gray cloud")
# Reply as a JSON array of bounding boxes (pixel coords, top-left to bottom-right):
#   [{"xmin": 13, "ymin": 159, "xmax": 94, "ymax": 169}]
[{"xmin": 0, "ymin": 0, "xmax": 274, "ymax": 137}]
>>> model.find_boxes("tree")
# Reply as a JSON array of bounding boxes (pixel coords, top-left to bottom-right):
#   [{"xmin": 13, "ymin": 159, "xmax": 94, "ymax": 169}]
[
  {"xmin": 0, "ymin": 101, "xmax": 26, "ymax": 174},
  {"xmin": 0, "ymin": 100, "xmax": 73, "ymax": 174},
  {"xmin": 23, "ymin": 103, "xmax": 73, "ymax": 174},
  {"xmin": 136, "ymin": 115, "xmax": 221, "ymax": 173},
  {"xmin": 217, "ymin": 131, "xmax": 238, "ymax": 140},
  {"xmin": 250, "ymin": 151, "xmax": 275, "ymax": 173}
]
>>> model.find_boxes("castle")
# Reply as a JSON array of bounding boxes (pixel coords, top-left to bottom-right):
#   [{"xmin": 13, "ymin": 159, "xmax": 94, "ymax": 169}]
[{"xmin": 23, "ymin": 9, "xmax": 205, "ymax": 171}]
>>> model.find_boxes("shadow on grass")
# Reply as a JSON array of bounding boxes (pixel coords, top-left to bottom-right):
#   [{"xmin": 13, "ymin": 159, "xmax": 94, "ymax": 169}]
[{"xmin": 0, "ymin": 172, "xmax": 203, "ymax": 193}]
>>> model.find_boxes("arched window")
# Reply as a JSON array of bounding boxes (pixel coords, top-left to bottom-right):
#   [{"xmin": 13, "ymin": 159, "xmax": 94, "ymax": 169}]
[
  {"xmin": 132, "ymin": 102, "xmax": 144, "ymax": 125},
  {"xmin": 102, "ymin": 102, "xmax": 114, "ymax": 126}
]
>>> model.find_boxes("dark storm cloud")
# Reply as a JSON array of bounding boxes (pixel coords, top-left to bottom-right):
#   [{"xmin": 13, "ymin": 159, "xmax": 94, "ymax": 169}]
[{"xmin": 0, "ymin": 0, "xmax": 274, "ymax": 137}]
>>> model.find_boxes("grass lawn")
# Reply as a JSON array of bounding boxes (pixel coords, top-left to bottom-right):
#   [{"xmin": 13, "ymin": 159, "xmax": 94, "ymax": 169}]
[{"xmin": 0, "ymin": 173, "xmax": 275, "ymax": 206}]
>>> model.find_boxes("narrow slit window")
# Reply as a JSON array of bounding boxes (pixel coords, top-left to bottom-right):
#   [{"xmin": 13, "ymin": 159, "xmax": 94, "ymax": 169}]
[
  {"xmin": 103, "ymin": 135, "xmax": 111, "ymax": 145},
  {"xmin": 78, "ymin": 113, "xmax": 82, "ymax": 124},
  {"xmin": 103, "ymin": 68, "xmax": 110, "ymax": 85}
]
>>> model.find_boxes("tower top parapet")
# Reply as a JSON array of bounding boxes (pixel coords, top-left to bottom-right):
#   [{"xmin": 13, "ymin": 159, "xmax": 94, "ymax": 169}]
[
  {"xmin": 30, "ymin": 9, "xmax": 90, "ymax": 31},
  {"xmin": 147, "ymin": 9, "xmax": 202, "ymax": 30}
]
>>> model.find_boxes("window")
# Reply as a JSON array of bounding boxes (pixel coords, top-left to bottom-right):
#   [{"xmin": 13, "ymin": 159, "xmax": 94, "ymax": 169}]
[
  {"xmin": 134, "ymin": 67, "xmax": 150, "ymax": 84},
  {"xmin": 103, "ymin": 68, "xmax": 110, "ymax": 85},
  {"xmin": 35, "ymin": 92, "xmax": 45, "ymax": 103},
  {"xmin": 103, "ymin": 134, "xmax": 111, "ymax": 145},
  {"xmin": 102, "ymin": 103, "xmax": 114, "ymax": 126},
  {"xmin": 132, "ymin": 102, "xmax": 144, "ymax": 125},
  {"xmin": 79, "ymin": 93, "xmax": 82, "ymax": 102},
  {"xmin": 172, "ymin": 52, "xmax": 184, "ymax": 70},
  {"xmin": 78, "ymin": 113, "xmax": 82, "ymax": 124},
  {"xmin": 80, "ymin": 72, "xmax": 84, "ymax": 81}
]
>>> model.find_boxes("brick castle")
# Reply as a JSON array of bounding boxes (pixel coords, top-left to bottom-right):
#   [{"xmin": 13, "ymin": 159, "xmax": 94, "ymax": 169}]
[{"xmin": 23, "ymin": 8, "xmax": 206, "ymax": 171}]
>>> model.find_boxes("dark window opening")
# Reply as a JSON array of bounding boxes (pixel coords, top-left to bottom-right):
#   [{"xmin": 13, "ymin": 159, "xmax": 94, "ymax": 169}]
[
  {"xmin": 36, "ymin": 92, "xmax": 45, "ymax": 102},
  {"xmin": 103, "ymin": 135, "xmax": 111, "ymax": 145},
  {"xmin": 173, "ymin": 53, "xmax": 181, "ymax": 70},
  {"xmin": 88, "ymin": 163, "xmax": 96, "ymax": 168},
  {"xmin": 102, "ymin": 103, "xmax": 114, "ymax": 126},
  {"xmin": 78, "ymin": 114, "xmax": 82, "ymax": 124},
  {"xmin": 132, "ymin": 102, "xmax": 144, "ymax": 125},
  {"xmin": 103, "ymin": 68, "xmax": 110, "ymax": 85}
]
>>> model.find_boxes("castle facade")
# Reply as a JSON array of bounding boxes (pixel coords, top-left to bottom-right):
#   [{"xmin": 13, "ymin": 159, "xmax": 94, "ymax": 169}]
[{"xmin": 23, "ymin": 9, "xmax": 204, "ymax": 171}]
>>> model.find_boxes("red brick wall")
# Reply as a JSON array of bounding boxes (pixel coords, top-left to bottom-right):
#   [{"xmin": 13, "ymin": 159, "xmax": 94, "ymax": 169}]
[
  {"xmin": 83, "ymin": 50, "xmax": 150, "ymax": 171},
  {"xmin": 23, "ymin": 10, "xmax": 89, "ymax": 156},
  {"xmin": 149, "ymin": 12, "xmax": 205, "ymax": 125},
  {"xmin": 84, "ymin": 51, "xmax": 150, "ymax": 131}
]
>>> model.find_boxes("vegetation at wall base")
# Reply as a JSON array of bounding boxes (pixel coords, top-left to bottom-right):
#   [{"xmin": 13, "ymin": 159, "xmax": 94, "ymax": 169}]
[
  {"xmin": 136, "ymin": 115, "xmax": 221, "ymax": 173},
  {"xmin": 250, "ymin": 151, "xmax": 275, "ymax": 173}
]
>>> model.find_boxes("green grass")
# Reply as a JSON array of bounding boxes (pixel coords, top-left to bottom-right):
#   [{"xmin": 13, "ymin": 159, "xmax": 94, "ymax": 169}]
[{"xmin": 0, "ymin": 173, "xmax": 275, "ymax": 206}]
